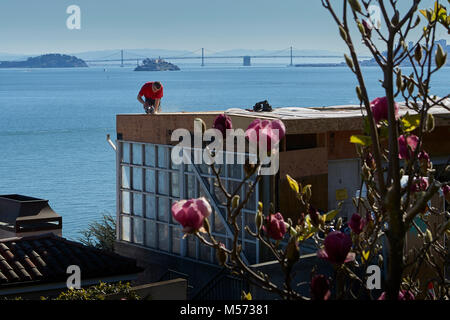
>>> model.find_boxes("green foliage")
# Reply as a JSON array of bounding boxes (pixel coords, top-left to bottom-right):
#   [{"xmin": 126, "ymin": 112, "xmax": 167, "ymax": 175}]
[
  {"xmin": 78, "ymin": 213, "xmax": 116, "ymax": 252},
  {"xmin": 54, "ymin": 281, "xmax": 140, "ymax": 300}
]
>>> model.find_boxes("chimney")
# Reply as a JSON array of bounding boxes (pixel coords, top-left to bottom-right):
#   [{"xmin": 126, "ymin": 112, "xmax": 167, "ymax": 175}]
[{"xmin": 0, "ymin": 194, "xmax": 62, "ymax": 239}]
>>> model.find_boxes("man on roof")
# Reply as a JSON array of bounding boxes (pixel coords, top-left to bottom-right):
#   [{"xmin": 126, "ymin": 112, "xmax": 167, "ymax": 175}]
[{"xmin": 137, "ymin": 81, "xmax": 163, "ymax": 114}]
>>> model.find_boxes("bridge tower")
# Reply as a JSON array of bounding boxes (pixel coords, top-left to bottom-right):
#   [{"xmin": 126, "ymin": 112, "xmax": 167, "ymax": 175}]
[
  {"xmin": 201, "ymin": 48, "xmax": 205, "ymax": 67},
  {"xmin": 121, "ymin": 50, "xmax": 124, "ymax": 67},
  {"xmin": 243, "ymin": 56, "xmax": 251, "ymax": 66},
  {"xmin": 290, "ymin": 46, "xmax": 293, "ymax": 66}
]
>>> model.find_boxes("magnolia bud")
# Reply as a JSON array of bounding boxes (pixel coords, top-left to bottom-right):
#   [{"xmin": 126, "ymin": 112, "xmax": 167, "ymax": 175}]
[
  {"xmin": 255, "ymin": 211, "xmax": 263, "ymax": 232},
  {"xmin": 345, "ymin": 54, "xmax": 354, "ymax": 71},
  {"xmin": 194, "ymin": 118, "xmax": 206, "ymax": 134},
  {"xmin": 435, "ymin": 44, "xmax": 447, "ymax": 69},
  {"xmin": 356, "ymin": 86, "xmax": 363, "ymax": 102},
  {"xmin": 425, "ymin": 229, "xmax": 433, "ymax": 243},
  {"xmin": 304, "ymin": 185, "xmax": 312, "ymax": 202},
  {"xmin": 339, "ymin": 26, "xmax": 348, "ymax": 42},
  {"xmin": 396, "ymin": 70, "xmax": 403, "ymax": 91},
  {"xmin": 286, "ymin": 238, "xmax": 300, "ymax": 265},
  {"xmin": 336, "ymin": 217, "xmax": 343, "ymax": 230},
  {"xmin": 415, "ymin": 45, "xmax": 423, "ymax": 62},
  {"xmin": 232, "ymin": 195, "xmax": 240, "ymax": 209},
  {"xmin": 378, "ymin": 254, "xmax": 384, "ymax": 268},
  {"xmin": 426, "ymin": 113, "xmax": 435, "ymax": 132},
  {"xmin": 348, "ymin": 0, "xmax": 362, "ymax": 13}
]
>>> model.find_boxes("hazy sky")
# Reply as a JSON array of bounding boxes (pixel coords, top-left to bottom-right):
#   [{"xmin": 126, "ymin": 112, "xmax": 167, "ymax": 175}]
[{"xmin": 0, "ymin": 0, "xmax": 448, "ymax": 54}]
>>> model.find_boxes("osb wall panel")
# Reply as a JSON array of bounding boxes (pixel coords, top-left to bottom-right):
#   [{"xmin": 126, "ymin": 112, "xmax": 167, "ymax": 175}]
[
  {"xmin": 284, "ymin": 117, "xmax": 362, "ymax": 135},
  {"xmin": 327, "ymin": 130, "xmax": 360, "ymax": 160},
  {"xmin": 279, "ymin": 148, "xmax": 328, "ymax": 178},
  {"xmin": 279, "ymin": 174, "xmax": 328, "ymax": 222},
  {"xmin": 422, "ymin": 126, "xmax": 450, "ymax": 156},
  {"xmin": 117, "ymin": 114, "xmax": 255, "ymax": 145}
]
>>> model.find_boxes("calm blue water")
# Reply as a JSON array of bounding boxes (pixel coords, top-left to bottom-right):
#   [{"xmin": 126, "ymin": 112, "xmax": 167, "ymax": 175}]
[{"xmin": 0, "ymin": 64, "xmax": 448, "ymax": 239}]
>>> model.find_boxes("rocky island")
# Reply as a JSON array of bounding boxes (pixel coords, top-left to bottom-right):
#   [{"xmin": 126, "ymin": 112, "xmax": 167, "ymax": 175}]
[
  {"xmin": 134, "ymin": 58, "xmax": 180, "ymax": 71},
  {"xmin": 0, "ymin": 54, "xmax": 88, "ymax": 68}
]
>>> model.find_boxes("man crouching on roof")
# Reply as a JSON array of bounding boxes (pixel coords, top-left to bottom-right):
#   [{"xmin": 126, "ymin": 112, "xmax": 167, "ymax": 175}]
[{"xmin": 137, "ymin": 81, "xmax": 163, "ymax": 114}]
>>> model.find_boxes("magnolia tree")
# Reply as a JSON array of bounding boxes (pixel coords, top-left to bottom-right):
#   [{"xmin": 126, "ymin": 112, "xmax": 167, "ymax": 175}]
[{"xmin": 172, "ymin": 0, "xmax": 450, "ymax": 300}]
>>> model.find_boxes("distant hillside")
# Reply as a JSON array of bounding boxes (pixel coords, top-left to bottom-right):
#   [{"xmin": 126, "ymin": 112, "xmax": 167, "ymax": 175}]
[{"xmin": 0, "ymin": 54, "xmax": 88, "ymax": 68}]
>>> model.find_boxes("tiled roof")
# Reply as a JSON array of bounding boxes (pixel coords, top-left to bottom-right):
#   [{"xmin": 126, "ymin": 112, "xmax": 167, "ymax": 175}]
[{"xmin": 0, "ymin": 233, "xmax": 142, "ymax": 287}]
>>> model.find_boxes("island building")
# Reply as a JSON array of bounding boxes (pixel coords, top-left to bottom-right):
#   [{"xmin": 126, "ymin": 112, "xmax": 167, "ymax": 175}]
[{"xmin": 113, "ymin": 102, "xmax": 450, "ymax": 299}]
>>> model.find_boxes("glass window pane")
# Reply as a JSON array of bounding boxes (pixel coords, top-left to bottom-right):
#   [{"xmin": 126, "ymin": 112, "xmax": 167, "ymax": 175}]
[
  {"xmin": 133, "ymin": 193, "xmax": 143, "ymax": 217},
  {"xmin": 122, "ymin": 143, "xmax": 130, "ymax": 163},
  {"xmin": 170, "ymin": 199, "xmax": 178, "ymax": 224},
  {"xmin": 122, "ymin": 191, "xmax": 131, "ymax": 214},
  {"xmin": 213, "ymin": 179, "xmax": 227, "ymax": 205},
  {"xmin": 145, "ymin": 145, "xmax": 156, "ymax": 167},
  {"xmin": 214, "ymin": 210, "xmax": 226, "ymax": 235},
  {"xmin": 230, "ymin": 181, "xmax": 243, "ymax": 197},
  {"xmin": 171, "ymin": 226, "xmax": 181, "ymax": 255},
  {"xmin": 157, "ymin": 197, "xmax": 169, "ymax": 222},
  {"xmin": 132, "ymin": 168, "xmax": 143, "ymax": 191},
  {"xmin": 185, "ymin": 174, "xmax": 195, "ymax": 198},
  {"xmin": 158, "ymin": 171, "xmax": 169, "ymax": 196},
  {"xmin": 158, "ymin": 224, "xmax": 169, "ymax": 251},
  {"xmin": 158, "ymin": 146, "xmax": 168, "ymax": 169},
  {"xmin": 121, "ymin": 216, "xmax": 130, "ymax": 242},
  {"xmin": 187, "ymin": 235, "xmax": 197, "ymax": 259},
  {"xmin": 133, "ymin": 218, "xmax": 143, "ymax": 245},
  {"xmin": 132, "ymin": 144, "xmax": 143, "ymax": 165},
  {"xmin": 200, "ymin": 243, "xmax": 211, "ymax": 262},
  {"xmin": 145, "ymin": 169, "xmax": 155, "ymax": 193},
  {"xmin": 145, "ymin": 221, "xmax": 156, "ymax": 248},
  {"xmin": 228, "ymin": 163, "xmax": 242, "ymax": 179},
  {"xmin": 171, "ymin": 172, "xmax": 179, "ymax": 197},
  {"xmin": 122, "ymin": 166, "xmax": 130, "ymax": 189},
  {"xmin": 199, "ymin": 163, "xmax": 210, "ymax": 175},
  {"xmin": 145, "ymin": 195, "xmax": 156, "ymax": 219},
  {"xmin": 245, "ymin": 242, "xmax": 257, "ymax": 265}
]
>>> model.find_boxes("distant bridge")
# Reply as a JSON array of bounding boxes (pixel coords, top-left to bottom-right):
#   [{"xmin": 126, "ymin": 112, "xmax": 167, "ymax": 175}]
[{"xmin": 84, "ymin": 47, "xmax": 353, "ymax": 67}]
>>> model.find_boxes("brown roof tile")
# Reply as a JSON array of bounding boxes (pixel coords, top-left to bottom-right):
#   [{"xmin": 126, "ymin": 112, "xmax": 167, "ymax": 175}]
[{"xmin": 0, "ymin": 233, "xmax": 142, "ymax": 287}]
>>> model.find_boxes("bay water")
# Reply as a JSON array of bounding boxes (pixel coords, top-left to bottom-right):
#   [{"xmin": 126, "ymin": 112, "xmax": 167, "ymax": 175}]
[{"xmin": 0, "ymin": 64, "xmax": 448, "ymax": 239}]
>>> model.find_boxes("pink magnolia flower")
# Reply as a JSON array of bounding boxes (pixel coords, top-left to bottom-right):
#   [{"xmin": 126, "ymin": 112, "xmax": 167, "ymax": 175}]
[
  {"xmin": 263, "ymin": 212, "xmax": 287, "ymax": 240},
  {"xmin": 213, "ymin": 114, "xmax": 232, "ymax": 137},
  {"xmin": 317, "ymin": 231, "xmax": 355, "ymax": 265},
  {"xmin": 245, "ymin": 119, "xmax": 286, "ymax": 152},
  {"xmin": 442, "ymin": 185, "xmax": 450, "ymax": 202},
  {"xmin": 310, "ymin": 274, "xmax": 331, "ymax": 300},
  {"xmin": 348, "ymin": 213, "xmax": 365, "ymax": 234},
  {"xmin": 171, "ymin": 197, "xmax": 212, "ymax": 234},
  {"xmin": 418, "ymin": 150, "xmax": 431, "ymax": 171},
  {"xmin": 411, "ymin": 177, "xmax": 429, "ymax": 193},
  {"xmin": 370, "ymin": 97, "xmax": 399, "ymax": 124},
  {"xmin": 398, "ymin": 134, "xmax": 419, "ymax": 160},
  {"xmin": 378, "ymin": 290, "xmax": 415, "ymax": 300}
]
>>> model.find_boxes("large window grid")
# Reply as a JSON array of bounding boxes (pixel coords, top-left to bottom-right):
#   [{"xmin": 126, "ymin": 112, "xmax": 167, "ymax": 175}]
[{"xmin": 118, "ymin": 141, "xmax": 260, "ymax": 265}]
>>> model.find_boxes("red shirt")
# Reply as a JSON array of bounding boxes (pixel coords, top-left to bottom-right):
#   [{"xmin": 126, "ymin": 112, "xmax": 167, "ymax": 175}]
[{"xmin": 138, "ymin": 82, "xmax": 163, "ymax": 99}]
